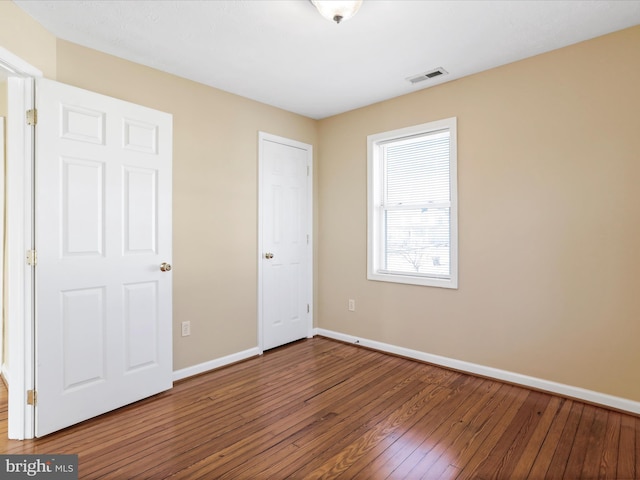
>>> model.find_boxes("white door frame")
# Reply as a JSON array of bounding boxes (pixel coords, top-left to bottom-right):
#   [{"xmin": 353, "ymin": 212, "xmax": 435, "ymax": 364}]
[
  {"xmin": 1, "ymin": 47, "xmax": 42, "ymax": 440},
  {"xmin": 257, "ymin": 132, "xmax": 313, "ymax": 353},
  {"xmin": 0, "ymin": 117, "xmax": 4, "ymax": 373}
]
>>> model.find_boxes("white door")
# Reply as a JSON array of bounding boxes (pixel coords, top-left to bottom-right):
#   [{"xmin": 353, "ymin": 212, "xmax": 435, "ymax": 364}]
[
  {"xmin": 34, "ymin": 78, "xmax": 173, "ymax": 436},
  {"xmin": 259, "ymin": 133, "xmax": 312, "ymax": 351}
]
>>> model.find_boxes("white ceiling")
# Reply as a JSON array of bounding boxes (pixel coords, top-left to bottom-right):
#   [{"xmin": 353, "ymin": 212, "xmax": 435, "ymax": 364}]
[{"xmin": 13, "ymin": 0, "xmax": 640, "ymax": 119}]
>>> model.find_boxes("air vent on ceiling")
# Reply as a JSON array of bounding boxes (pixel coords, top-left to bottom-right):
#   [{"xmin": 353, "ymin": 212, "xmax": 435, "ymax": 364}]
[{"xmin": 407, "ymin": 68, "xmax": 448, "ymax": 84}]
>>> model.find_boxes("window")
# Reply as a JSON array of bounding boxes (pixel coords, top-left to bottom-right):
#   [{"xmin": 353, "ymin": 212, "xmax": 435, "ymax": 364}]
[{"xmin": 367, "ymin": 117, "xmax": 457, "ymax": 288}]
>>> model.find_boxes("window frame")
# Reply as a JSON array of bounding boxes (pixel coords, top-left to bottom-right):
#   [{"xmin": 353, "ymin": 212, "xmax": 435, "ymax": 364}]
[{"xmin": 367, "ymin": 117, "xmax": 458, "ymax": 289}]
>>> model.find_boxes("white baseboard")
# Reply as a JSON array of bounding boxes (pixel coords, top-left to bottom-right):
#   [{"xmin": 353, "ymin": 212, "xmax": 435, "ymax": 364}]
[
  {"xmin": 172, "ymin": 347, "xmax": 261, "ymax": 382},
  {"xmin": 314, "ymin": 328, "xmax": 640, "ymax": 415}
]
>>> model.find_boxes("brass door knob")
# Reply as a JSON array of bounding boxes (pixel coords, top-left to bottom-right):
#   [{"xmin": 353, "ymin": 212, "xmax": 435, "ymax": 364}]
[
  {"xmin": 264, "ymin": 253, "xmax": 274, "ymax": 259},
  {"xmin": 160, "ymin": 262, "xmax": 172, "ymax": 272}
]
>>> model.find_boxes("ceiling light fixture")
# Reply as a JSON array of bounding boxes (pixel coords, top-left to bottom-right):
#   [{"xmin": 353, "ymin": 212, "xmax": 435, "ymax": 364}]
[{"xmin": 310, "ymin": 0, "xmax": 363, "ymax": 24}]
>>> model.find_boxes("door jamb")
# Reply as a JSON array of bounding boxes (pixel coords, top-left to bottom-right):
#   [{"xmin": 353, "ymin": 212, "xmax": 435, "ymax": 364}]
[
  {"xmin": 257, "ymin": 132, "xmax": 314, "ymax": 353},
  {"xmin": 1, "ymin": 47, "xmax": 42, "ymax": 440}
]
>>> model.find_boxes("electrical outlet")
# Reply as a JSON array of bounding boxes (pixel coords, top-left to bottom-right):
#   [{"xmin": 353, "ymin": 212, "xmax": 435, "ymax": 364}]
[
  {"xmin": 348, "ymin": 299, "xmax": 355, "ymax": 312},
  {"xmin": 181, "ymin": 321, "xmax": 191, "ymax": 337}
]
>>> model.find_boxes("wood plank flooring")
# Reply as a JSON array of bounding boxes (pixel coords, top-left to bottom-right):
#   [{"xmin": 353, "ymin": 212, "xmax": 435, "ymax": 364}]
[{"xmin": 1, "ymin": 337, "xmax": 638, "ymax": 479}]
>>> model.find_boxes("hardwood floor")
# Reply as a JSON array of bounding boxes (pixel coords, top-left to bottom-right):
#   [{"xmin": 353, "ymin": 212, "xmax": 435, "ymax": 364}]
[{"xmin": 1, "ymin": 337, "xmax": 638, "ymax": 479}]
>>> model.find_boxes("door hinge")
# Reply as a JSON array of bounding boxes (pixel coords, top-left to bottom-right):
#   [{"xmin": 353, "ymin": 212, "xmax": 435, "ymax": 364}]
[
  {"xmin": 26, "ymin": 108, "xmax": 37, "ymax": 126},
  {"xmin": 27, "ymin": 389, "xmax": 37, "ymax": 406},
  {"xmin": 307, "ymin": 165, "xmax": 310, "ymax": 176},
  {"xmin": 307, "ymin": 304, "xmax": 310, "ymax": 314},
  {"xmin": 26, "ymin": 249, "xmax": 37, "ymax": 266}
]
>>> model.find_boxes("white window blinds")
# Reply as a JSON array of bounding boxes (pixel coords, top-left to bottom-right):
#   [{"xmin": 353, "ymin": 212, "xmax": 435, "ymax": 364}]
[{"xmin": 382, "ymin": 131, "xmax": 451, "ymax": 278}]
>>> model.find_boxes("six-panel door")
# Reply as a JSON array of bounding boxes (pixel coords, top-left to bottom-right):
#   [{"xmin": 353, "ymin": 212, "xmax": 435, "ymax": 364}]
[
  {"xmin": 35, "ymin": 78, "xmax": 173, "ymax": 436},
  {"xmin": 261, "ymin": 135, "xmax": 311, "ymax": 351}
]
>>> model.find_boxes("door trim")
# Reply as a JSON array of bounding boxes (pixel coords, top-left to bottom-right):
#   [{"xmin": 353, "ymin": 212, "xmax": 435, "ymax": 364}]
[
  {"xmin": 1, "ymin": 47, "xmax": 42, "ymax": 440},
  {"xmin": 257, "ymin": 132, "xmax": 313, "ymax": 353}
]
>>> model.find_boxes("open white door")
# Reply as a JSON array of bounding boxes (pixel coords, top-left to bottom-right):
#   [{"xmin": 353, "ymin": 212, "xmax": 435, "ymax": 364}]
[
  {"xmin": 259, "ymin": 133, "xmax": 312, "ymax": 351},
  {"xmin": 34, "ymin": 78, "xmax": 173, "ymax": 436}
]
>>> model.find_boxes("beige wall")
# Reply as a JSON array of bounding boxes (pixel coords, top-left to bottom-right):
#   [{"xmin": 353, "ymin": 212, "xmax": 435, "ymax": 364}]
[
  {"xmin": 55, "ymin": 40, "xmax": 318, "ymax": 370},
  {"xmin": 317, "ymin": 26, "xmax": 640, "ymax": 402},
  {"xmin": 0, "ymin": 1, "xmax": 56, "ymax": 78}
]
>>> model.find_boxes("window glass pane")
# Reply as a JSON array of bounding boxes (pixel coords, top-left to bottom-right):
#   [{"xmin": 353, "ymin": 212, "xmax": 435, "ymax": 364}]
[
  {"xmin": 384, "ymin": 207, "xmax": 450, "ymax": 277},
  {"xmin": 385, "ymin": 131, "xmax": 450, "ymax": 205}
]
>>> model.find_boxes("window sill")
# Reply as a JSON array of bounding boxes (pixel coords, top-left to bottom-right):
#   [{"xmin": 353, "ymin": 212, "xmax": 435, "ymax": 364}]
[{"xmin": 367, "ymin": 271, "xmax": 458, "ymax": 289}]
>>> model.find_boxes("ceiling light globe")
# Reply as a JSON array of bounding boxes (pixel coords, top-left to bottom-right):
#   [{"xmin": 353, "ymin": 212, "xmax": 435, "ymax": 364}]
[{"xmin": 310, "ymin": 0, "xmax": 363, "ymax": 24}]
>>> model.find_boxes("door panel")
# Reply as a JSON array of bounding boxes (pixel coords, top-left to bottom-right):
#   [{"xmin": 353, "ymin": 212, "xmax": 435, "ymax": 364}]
[
  {"xmin": 123, "ymin": 281, "xmax": 159, "ymax": 371},
  {"xmin": 260, "ymin": 134, "xmax": 312, "ymax": 350},
  {"xmin": 35, "ymin": 78, "xmax": 172, "ymax": 436},
  {"xmin": 60, "ymin": 104, "xmax": 105, "ymax": 144},
  {"xmin": 123, "ymin": 167, "xmax": 158, "ymax": 254},
  {"xmin": 61, "ymin": 287, "xmax": 105, "ymax": 389},
  {"xmin": 62, "ymin": 157, "xmax": 105, "ymax": 256}
]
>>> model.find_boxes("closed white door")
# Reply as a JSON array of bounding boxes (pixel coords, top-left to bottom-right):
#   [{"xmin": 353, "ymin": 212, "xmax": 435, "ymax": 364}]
[
  {"xmin": 34, "ymin": 78, "xmax": 173, "ymax": 436},
  {"xmin": 259, "ymin": 133, "xmax": 312, "ymax": 351}
]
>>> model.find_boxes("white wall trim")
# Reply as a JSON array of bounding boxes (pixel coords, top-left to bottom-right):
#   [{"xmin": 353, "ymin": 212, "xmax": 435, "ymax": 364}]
[
  {"xmin": 6, "ymin": 75, "xmax": 37, "ymax": 440},
  {"xmin": 1, "ymin": 47, "xmax": 42, "ymax": 440},
  {"xmin": 0, "ymin": 117, "xmax": 4, "ymax": 371},
  {"xmin": 0, "ymin": 47, "xmax": 43, "ymax": 78},
  {"xmin": 172, "ymin": 347, "xmax": 261, "ymax": 382},
  {"xmin": 314, "ymin": 328, "xmax": 640, "ymax": 415}
]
